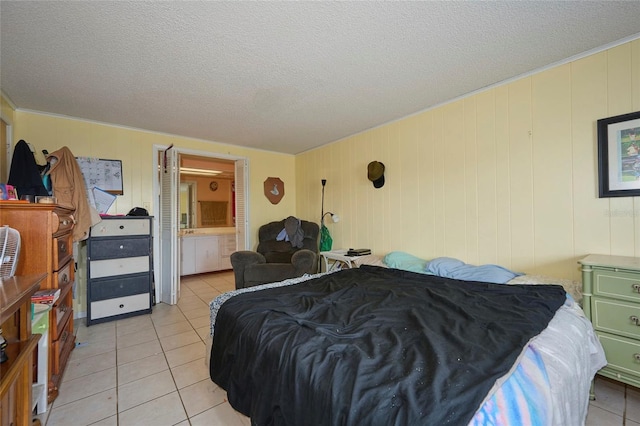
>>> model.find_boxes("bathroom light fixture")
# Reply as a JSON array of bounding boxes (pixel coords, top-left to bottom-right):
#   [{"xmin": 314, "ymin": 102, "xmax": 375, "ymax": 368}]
[{"xmin": 179, "ymin": 167, "xmax": 222, "ymax": 176}]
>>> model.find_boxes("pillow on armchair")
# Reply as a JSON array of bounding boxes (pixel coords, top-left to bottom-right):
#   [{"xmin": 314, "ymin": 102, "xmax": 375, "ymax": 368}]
[{"xmin": 231, "ymin": 217, "xmax": 319, "ymax": 289}]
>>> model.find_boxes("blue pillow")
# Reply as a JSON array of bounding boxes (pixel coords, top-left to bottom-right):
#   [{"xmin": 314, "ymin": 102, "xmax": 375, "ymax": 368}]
[
  {"xmin": 383, "ymin": 251, "xmax": 431, "ymax": 274},
  {"xmin": 425, "ymin": 257, "xmax": 523, "ymax": 284}
]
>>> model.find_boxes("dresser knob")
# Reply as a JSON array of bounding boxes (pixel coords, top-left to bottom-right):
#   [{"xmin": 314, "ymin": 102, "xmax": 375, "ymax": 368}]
[
  {"xmin": 119, "ymin": 304, "xmax": 124, "ymax": 309},
  {"xmin": 632, "ymin": 315, "xmax": 640, "ymax": 325},
  {"xmin": 119, "ymin": 225, "xmax": 124, "ymax": 229},
  {"xmin": 119, "ymin": 245, "xmax": 124, "ymax": 249},
  {"xmin": 635, "ymin": 353, "xmax": 640, "ymax": 362},
  {"xmin": 633, "ymin": 284, "xmax": 640, "ymax": 293}
]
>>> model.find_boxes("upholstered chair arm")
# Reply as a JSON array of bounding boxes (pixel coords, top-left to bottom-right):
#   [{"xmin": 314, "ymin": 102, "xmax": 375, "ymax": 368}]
[
  {"xmin": 291, "ymin": 249, "xmax": 318, "ymax": 275},
  {"xmin": 231, "ymin": 251, "xmax": 266, "ymax": 289}
]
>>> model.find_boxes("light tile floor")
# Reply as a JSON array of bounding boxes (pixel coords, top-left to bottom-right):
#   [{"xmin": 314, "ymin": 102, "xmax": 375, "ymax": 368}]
[
  {"xmin": 36, "ymin": 270, "xmax": 639, "ymax": 425},
  {"xmin": 587, "ymin": 375, "xmax": 640, "ymax": 426},
  {"xmin": 37, "ymin": 270, "xmax": 250, "ymax": 426}
]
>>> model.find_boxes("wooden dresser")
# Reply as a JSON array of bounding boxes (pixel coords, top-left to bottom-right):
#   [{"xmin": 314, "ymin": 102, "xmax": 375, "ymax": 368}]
[
  {"xmin": 86, "ymin": 216, "xmax": 154, "ymax": 325},
  {"xmin": 580, "ymin": 254, "xmax": 640, "ymax": 388},
  {"xmin": 0, "ymin": 203, "xmax": 76, "ymax": 403},
  {"xmin": 0, "ymin": 273, "xmax": 46, "ymax": 426}
]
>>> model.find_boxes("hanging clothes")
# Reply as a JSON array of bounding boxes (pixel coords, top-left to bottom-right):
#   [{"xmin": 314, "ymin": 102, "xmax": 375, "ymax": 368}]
[
  {"xmin": 7, "ymin": 140, "xmax": 49, "ymax": 196},
  {"xmin": 46, "ymin": 146, "xmax": 101, "ymax": 241}
]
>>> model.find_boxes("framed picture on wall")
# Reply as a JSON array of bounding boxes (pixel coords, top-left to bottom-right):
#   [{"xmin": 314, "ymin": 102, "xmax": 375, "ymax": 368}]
[{"xmin": 597, "ymin": 110, "xmax": 640, "ymax": 197}]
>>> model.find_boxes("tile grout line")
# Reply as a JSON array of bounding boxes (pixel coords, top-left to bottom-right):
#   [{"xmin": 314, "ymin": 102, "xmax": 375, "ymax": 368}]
[
  {"xmin": 115, "ymin": 321, "xmax": 120, "ymax": 426},
  {"xmin": 155, "ymin": 307, "xmax": 191, "ymax": 425}
]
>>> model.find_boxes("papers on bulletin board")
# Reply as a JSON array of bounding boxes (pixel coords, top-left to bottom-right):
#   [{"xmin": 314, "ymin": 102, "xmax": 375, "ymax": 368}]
[
  {"xmin": 76, "ymin": 157, "xmax": 123, "ymax": 195},
  {"xmin": 91, "ymin": 187, "xmax": 117, "ymax": 214}
]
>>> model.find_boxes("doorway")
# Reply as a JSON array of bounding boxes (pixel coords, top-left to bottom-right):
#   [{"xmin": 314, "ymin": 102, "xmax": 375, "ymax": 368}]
[
  {"xmin": 0, "ymin": 116, "xmax": 11, "ymax": 182},
  {"xmin": 152, "ymin": 145, "xmax": 248, "ymax": 305}
]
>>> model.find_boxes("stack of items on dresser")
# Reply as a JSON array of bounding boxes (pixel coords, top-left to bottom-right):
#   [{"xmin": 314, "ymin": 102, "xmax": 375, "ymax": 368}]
[{"xmin": 31, "ymin": 288, "xmax": 61, "ymax": 305}]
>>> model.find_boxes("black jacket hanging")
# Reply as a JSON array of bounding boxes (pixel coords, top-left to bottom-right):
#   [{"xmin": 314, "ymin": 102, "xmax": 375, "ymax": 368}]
[{"xmin": 8, "ymin": 140, "xmax": 49, "ymax": 196}]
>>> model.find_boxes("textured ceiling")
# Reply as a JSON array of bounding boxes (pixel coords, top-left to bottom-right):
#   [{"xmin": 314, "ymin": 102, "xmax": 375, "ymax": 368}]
[{"xmin": 2, "ymin": 1, "xmax": 640, "ymax": 155}]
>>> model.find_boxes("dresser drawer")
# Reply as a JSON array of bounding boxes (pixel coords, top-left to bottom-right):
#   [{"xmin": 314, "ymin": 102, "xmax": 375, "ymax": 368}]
[
  {"xmin": 91, "ymin": 218, "xmax": 150, "ymax": 237},
  {"xmin": 592, "ymin": 299, "xmax": 640, "ymax": 339},
  {"xmin": 220, "ymin": 234, "xmax": 236, "ymax": 257},
  {"xmin": 54, "ymin": 261, "xmax": 73, "ymax": 291},
  {"xmin": 90, "ymin": 256, "xmax": 150, "ymax": 279},
  {"xmin": 89, "ymin": 274, "xmax": 150, "ymax": 301},
  {"xmin": 53, "ymin": 233, "xmax": 73, "ymax": 272},
  {"xmin": 89, "ymin": 237, "xmax": 150, "ymax": 260},
  {"xmin": 596, "ymin": 332, "xmax": 640, "ymax": 378},
  {"xmin": 219, "ymin": 235, "xmax": 234, "ymax": 270},
  {"xmin": 50, "ymin": 316, "xmax": 74, "ymax": 379},
  {"xmin": 90, "ymin": 293, "xmax": 150, "ymax": 320},
  {"xmin": 593, "ymin": 269, "xmax": 640, "ymax": 303},
  {"xmin": 52, "ymin": 211, "xmax": 75, "ymax": 236},
  {"xmin": 51, "ymin": 286, "xmax": 73, "ymax": 341}
]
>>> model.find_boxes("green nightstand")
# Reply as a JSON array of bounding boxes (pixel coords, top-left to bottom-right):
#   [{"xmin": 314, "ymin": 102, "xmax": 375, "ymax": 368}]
[{"xmin": 580, "ymin": 254, "xmax": 640, "ymax": 388}]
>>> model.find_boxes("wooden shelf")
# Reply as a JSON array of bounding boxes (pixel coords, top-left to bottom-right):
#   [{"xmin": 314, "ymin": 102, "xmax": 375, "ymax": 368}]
[
  {"xmin": 0, "ymin": 274, "xmax": 47, "ymax": 426},
  {"xmin": 0, "ymin": 337, "xmax": 40, "ymax": 396},
  {"xmin": 0, "ymin": 274, "xmax": 47, "ymax": 324}
]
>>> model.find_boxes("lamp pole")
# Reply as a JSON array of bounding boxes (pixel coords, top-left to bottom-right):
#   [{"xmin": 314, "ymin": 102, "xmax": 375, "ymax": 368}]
[{"xmin": 321, "ymin": 179, "xmax": 326, "ymax": 226}]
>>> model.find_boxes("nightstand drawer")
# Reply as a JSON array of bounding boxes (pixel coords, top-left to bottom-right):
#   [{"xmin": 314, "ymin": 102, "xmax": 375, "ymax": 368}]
[
  {"xmin": 89, "ymin": 237, "xmax": 150, "ymax": 260},
  {"xmin": 90, "ymin": 293, "xmax": 150, "ymax": 319},
  {"xmin": 91, "ymin": 218, "xmax": 150, "ymax": 237},
  {"xmin": 594, "ymin": 269, "xmax": 640, "ymax": 303},
  {"xmin": 593, "ymin": 299, "xmax": 640, "ymax": 339},
  {"xmin": 596, "ymin": 332, "xmax": 640, "ymax": 378},
  {"xmin": 90, "ymin": 256, "xmax": 150, "ymax": 279},
  {"xmin": 89, "ymin": 274, "xmax": 150, "ymax": 301}
]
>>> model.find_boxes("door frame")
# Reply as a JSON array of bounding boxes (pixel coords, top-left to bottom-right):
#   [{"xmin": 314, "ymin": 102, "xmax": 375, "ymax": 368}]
[{"xmin": 151, "ymin": 145, "xmax": 249, "ymax": 304}]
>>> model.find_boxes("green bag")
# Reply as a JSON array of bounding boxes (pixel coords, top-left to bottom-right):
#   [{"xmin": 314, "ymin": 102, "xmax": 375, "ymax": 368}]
[{"xmin": 319, "ymin": 224, "xmax": 333, "ymax": 252}]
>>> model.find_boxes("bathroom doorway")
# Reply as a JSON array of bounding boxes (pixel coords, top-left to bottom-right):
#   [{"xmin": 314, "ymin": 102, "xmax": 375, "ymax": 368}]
[{"xmin": 153, "ymin": 145, "xmax": 248, "ymax": 305}]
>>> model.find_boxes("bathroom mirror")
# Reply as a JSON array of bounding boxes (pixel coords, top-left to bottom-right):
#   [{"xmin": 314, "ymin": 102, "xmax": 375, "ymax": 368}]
[{"xmin": 179, "ymin": 155, "xmax": 235, "ymax": 229}]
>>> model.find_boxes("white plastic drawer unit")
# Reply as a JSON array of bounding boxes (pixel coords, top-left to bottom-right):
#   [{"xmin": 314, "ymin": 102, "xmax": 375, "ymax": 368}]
[
  {"xmin": 90, "ymin": 293, "xmax": 150, "ymax": 320},
  {"xmin": 91, "ymin": 218, "xmax": 151, "ymax": 237},
  {"xmin": 90, "ymin": 256, "xmax": 150, "ymax": 279},
  {"xmin": 86, "ymin": 216, "xmax": 154, "ymax": 326}
]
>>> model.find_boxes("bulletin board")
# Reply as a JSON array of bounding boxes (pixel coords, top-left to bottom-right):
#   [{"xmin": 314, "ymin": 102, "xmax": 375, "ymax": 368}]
[{"xmin": 75, "ymin": 157, "xmax": 124, "ymax": 195}]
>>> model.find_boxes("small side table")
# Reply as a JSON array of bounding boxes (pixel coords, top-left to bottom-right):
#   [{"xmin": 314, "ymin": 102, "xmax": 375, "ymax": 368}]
[{"xmin": 320, "ymin": 250, "xmax": 361, "ymax": 272}]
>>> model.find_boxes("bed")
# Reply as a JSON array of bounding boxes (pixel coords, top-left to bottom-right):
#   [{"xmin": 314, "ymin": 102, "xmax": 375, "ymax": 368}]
[{"xmin": 208, "ymin": 265, "xmax": 605, "ymax": 426}]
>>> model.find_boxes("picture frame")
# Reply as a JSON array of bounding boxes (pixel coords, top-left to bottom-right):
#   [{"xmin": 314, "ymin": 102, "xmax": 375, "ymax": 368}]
[{"xmin": 597, "ymin": 110, "xmax": 640, "ymax": 198}]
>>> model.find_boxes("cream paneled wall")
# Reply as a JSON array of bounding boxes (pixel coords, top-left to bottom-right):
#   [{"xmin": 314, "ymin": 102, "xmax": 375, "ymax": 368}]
[
  {"xmin": 296, "ymin": 39, "xmax": 640, "ymax": 281},
  {"xmin": 10, "ymin": 110, "xmax": 298, "ymax": 249},
  {"xmin": 6, "ymin": 109, "xmax": 298, "ymax": 318}
]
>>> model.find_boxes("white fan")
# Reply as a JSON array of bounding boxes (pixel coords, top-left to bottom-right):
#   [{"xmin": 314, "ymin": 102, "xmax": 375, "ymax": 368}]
[{"xmin": 0, "ymin": 225, "xmax": 21, "ymax": 279}]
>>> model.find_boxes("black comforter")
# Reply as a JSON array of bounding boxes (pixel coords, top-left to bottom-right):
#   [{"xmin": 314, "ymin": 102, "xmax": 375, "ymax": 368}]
[{"xmin": 210, "ymin": 266, "xmax": 566, "ymax": 426}]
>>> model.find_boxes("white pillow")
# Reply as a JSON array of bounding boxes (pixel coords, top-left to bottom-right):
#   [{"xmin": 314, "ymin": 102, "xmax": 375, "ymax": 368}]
[{"xmin": 353, "ymin": 254, "xmax": 388, "ymax": 268}]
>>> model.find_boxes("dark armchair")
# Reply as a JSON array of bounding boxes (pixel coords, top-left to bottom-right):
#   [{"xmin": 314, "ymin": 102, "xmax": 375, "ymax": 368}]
[{"xmin": 231, "ymin": 217, "xmax": 319, "ymax": 289}]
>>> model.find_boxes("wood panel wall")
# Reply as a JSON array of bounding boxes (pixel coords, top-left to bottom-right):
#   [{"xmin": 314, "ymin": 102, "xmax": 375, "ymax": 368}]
[{"xmin": 296, "ymin": 39, "xmax": 640, "ymax": 281}]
